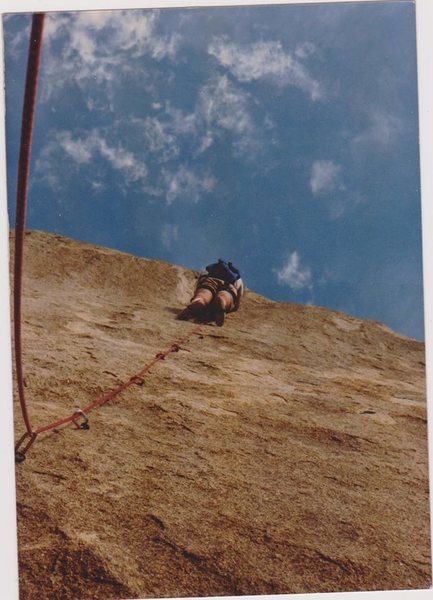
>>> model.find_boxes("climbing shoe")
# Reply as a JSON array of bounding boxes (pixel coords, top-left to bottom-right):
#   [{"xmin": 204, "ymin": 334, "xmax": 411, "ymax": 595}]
[
  {"xmin": 177, "ymin": 307, "xmax": 192, "ymax": 321},
  {"xmin": 215, "ymin": 296, "xmax": 226, "ymax": 327},
  {"xmin": 189, "ymin": 297, "xmax": 206, "ymax": 311},
  {"xmin": 215, "ymin": 309, "xmax": 225, "ymax": 327}
]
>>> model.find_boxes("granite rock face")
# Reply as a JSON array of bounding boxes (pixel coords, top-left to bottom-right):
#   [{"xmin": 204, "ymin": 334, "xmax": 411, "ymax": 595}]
[{"xmin": 11, "ymin": 230, "xmax": 431, "ymax": 599}]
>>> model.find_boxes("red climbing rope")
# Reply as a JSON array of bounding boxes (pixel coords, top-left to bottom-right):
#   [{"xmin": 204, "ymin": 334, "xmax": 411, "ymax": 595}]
[
  {"xmin": 13, "ymin": 13, "xmax": 206, "ymax": 462},
  {"xmin": 15, "ymin": 324, "xmax": 203, "ymax": 460},
  {"xmin": 14, "ymin": 13, "xmax": 45, "ymax": 438}
]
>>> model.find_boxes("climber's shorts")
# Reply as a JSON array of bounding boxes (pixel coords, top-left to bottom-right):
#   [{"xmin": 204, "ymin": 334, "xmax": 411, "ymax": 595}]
[
  {"xmin": 195, "ymin": 276, "xmax": 238, "ymax": 306},
  {"xmin": 196, "ymin": 276, "xmax": 223, "ymax": 296}
]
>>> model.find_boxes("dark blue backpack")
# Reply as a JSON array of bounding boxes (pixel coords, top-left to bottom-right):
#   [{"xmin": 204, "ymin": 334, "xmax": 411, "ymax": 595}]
[{"xmin": 206, "ymin": 259, "xmax": 241, "ymax": 285}]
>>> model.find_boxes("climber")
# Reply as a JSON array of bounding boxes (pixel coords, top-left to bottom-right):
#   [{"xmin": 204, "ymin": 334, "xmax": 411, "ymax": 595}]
[{"xmin": 178, "ymin": 259, "xmax": 244, "ymax": 326}]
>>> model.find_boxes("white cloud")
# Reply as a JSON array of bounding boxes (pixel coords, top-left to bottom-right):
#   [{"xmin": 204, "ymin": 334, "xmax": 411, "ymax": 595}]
[
  {"xmin": 139, "ymin": 116, "xmax": 180, "ymax": 162},
  {"xmin": 197, "ymin": 75, "xmax": 259, "ymax": 157},
  {"xmin": 352, "ymin": 112, "xmax": 402, "ymax": 148},
  {"xmin": 56, "ymin": 131, "xmax": 93, "ymax": 164},
  {"xmin": 105, "ymin": 11, "xmax": 180, "ymax": 60},
  {"xmin": 130, "ymin": 107, "xmax": 198, "ymax": 164},
  {"xmin": 164, "ymin": 104, "xmax": 198, "ymax": 136},
  {"xmin": 36, "ymin": 129, "xmax": 147, "ymax": 189},
  {"xmin": 2, "ymin": 18, "xmax": 30, "ymax": 60},
  {"xmin": 310, "ymin": 160, "xmax": 343, "ymax": 195},
  {"xmin": 208, "ymin": 37, "xmax": 322, "ymax": 101},
  {"xmin": 91, "ymin": 180, "xmax": 104, "ymax": 193},
  {"xmin": 96, "ymin": 137, "xmax": 147, "ymax": 181},
  {"xmin": 150, "ymin": 77, "xmax": 258, "ymax": 161},
  {"xmin": 32, "ymin": 20, "xmax": 275, "ymax": 196},
  {"xmin": 123, "ymin": 76, "xmax": 257, "ymax": 164},
  {"xmin": 33, "ymin": 15, "xmax": 269, "ymax": 183},
  {"xmin": 198, "ymin": 76, "xmax": 252, "ymax": 134},
  {"xmin": 162, "ymin": 166, "xmax": 216, "ymax": 204},
  {"xmin": 137, "ymin": 76, "xmax": 259, "ymax": 163},
  {"xmin": 295, "ymin": 41, "xmax": 316, "ymax": 59},
  {"xmin": 276, "ymin": 252, "xmax": 313, "ymax": 290},
  {"xmin": 161, "ymin": 224, "xmax": 179, "ymax": 249},
  {"xmin": 40, "ymin": 11, "xmax": 179, "ymax": 101},
  {"xmin": 197, "ymin": 133, "xmax": 214, "ymax": 154},
  {"xmin": 134, "ymin": 74, "xmax": 266, "ymax": 179}
]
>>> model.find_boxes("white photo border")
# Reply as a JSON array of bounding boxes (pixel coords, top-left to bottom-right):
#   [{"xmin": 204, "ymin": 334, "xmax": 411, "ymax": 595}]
[{"xmin": 1, "ymin": 1, "xmax": 431, "ymax": 599}]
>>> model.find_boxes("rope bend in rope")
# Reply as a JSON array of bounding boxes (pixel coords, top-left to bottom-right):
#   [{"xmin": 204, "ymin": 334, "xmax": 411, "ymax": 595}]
[
  {"xmin": 12, "ymin": 13, "xmax": 209, "ymax": 463},
  {"xmin": 14, "ymin": 324, "xmax": 204, "ymax": 461},
  {"xmin": 13, "ymin": 13, "xmax": 45, "ymax": 442}
]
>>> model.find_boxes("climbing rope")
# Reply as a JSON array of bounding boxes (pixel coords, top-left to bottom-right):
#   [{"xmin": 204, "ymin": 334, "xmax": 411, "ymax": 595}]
[
  {"xmin": 14, "ymin": 13, "xmax": 45, "ymax": 439},
  {"xmin": 15, "ymin": 324, "xmax": 204, "ymax": 461},
  {"xmin": 12, "ymin": 13, "xmax": 207, "ymax": 462}
]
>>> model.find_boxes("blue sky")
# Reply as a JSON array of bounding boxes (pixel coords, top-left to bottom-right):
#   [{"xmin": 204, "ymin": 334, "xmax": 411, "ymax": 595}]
[{"xmin": 3, "ymin": 1, "xmax": 424, "ymax": 339}]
